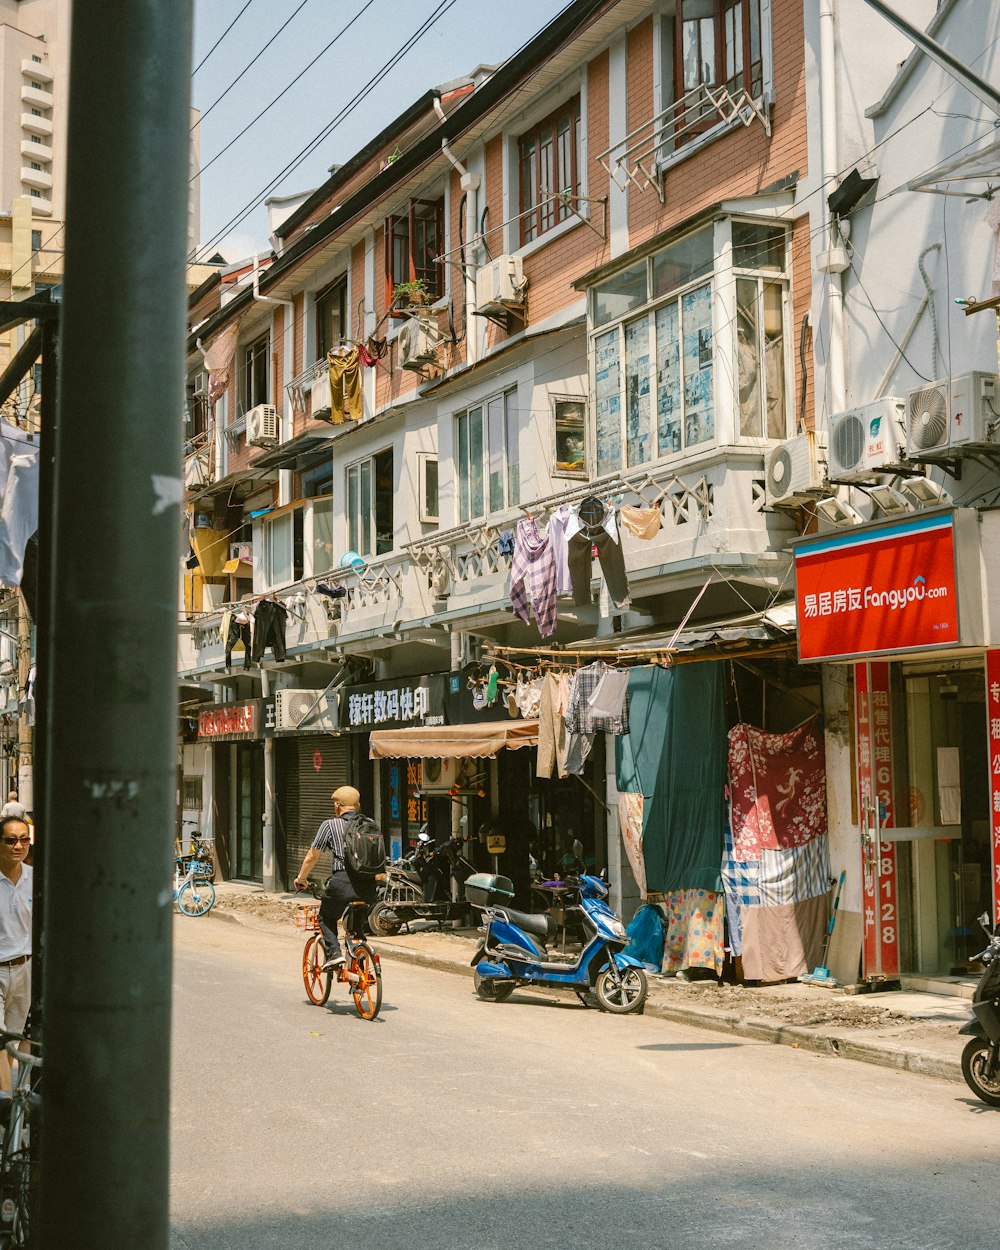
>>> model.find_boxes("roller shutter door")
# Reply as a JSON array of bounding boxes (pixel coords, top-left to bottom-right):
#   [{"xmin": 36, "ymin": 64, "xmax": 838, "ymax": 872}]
[{"xmin": 286, "ymin": 735, "xmax": 349, "ymax": 887}]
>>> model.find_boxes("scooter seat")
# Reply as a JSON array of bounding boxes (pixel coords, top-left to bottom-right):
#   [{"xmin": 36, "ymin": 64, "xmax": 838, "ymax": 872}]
[{"xmin": 500, "ymin": 907, "xmax": 557, "ymax": 941}]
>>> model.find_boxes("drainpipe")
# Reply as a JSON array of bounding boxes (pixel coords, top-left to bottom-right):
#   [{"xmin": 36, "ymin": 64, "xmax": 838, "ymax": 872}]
[
  {"xmin": 260, "ymin": 667, "xmax": 278, "ymax": 892},
  {"xmin": 252, "ymin": 252, "xmax": 293, "ymax": 310},
  {"xmin": 434, "ymin": 97, "xmax": 481, "ymax": 363},
  {"xmin": 817, "ymin": 0, "xmax": 848, "ymax": 419},
  {"xmin": 252, "ymin": 256, "xmax": 294, "ymax": 505}
]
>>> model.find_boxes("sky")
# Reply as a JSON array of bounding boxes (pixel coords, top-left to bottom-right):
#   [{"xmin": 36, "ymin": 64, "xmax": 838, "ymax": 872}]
[{"xmin": 191, "ymin": 0, "xmax": 570, "ymax": 261}]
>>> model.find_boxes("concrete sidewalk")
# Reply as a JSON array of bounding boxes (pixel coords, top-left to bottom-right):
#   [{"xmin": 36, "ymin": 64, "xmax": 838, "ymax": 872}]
[{"xmin": 207, "ymin": 881, "xmax": 971, "ymax": 1085}]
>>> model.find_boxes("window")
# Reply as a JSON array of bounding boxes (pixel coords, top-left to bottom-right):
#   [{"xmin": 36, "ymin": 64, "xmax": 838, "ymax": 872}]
[
  {"xmin": 552, "ymin": 398, "xmax": 587, "ymax": 478},
  {"xmin": 519, "ymin": 97, "xmax": 581, "ymax": 246},
  {"xmin": 417, "ymin": 454, "xmax": 439, "ymax": 523},
  {"xmin": 385, "ymin": 199, "xmax": 444, "ymax": 306},
  {"xmin": 264, "ymin": 509, "xmax": 303, "ymax": 587},
  {"xmin": 30, "ymin": 109, "xmax": 42, "ymax": 117},
  {"xmin": 590, "ymin": 220, "xmax": 788, "ymax": 474},
  {"xmin": 456, "ymin": 389, "xmax": 519, "ymax": 522},
  {"xmin": 240, "ymin": 334, "xmax": 269, "ymax": 413},
  {"xmin": 185, "ymin": 369, "xmax": 209, "ymax": 443},
  {"xmin": 733, "ymin": 221, "xmax": 786, "ymax": 439},
  {"xmin": 346, "ymin": 449, "xmax": 393, "ymax": 558},
  {"xmin": 182, "ymin": 776, "xmax": 203, "ymax": 810},
  {"xmin": 316, "ymin": 275, "xmax": 347, "ymax": 359},
  {"xmin": 30, "ymin": 81, "xmax": 42, "ymax": 90},
  {"xmin": 29, "ymin": 190, "xmax": 40, "ymax": 199}
]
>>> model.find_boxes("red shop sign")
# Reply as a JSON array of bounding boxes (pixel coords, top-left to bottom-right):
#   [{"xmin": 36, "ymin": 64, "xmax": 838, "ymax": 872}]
[
  {"xmin": 984, "ymin": 651, "xmax": 1000, "ymax": 924},
  {"xmin": 855, "ymin": 662, "xmax": 899, "ymax": 980},
  {"xmin": 795, "ymin": 513, "xmax": 958, "ymax": 662},
  {"xmin": 198, "ymin": 702, "xmax": 257, "ymax": 740}
]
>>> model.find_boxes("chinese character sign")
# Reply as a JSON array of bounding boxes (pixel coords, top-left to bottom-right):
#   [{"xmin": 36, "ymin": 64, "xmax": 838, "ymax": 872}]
[
  {"xmin": 797, "ymin": 513, "xmax": 958, "ymax": 661},
  {"xmin": 985, "ymin": 651, "xmax": 1000, "ymax": 923},
  {"xmin": 856, "ymin": 662, "xmax": 899, "ymax": 978}
]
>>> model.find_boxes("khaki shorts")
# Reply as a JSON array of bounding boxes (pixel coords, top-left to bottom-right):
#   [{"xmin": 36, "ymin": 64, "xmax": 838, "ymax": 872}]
[{"xmin": 0, "ymin": 961, "xmax": 31, "ymax": 1038}]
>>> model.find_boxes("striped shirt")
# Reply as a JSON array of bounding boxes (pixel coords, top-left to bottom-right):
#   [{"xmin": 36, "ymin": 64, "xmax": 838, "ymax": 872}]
[{"xmin": 310, "ymin": 818, "xmax": 347, "ymax": 872}]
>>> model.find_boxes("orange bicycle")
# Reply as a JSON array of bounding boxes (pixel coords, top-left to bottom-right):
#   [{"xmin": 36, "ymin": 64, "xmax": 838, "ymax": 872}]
[{"xmin": 296, "ymin": 893, "xmax": 382, "ymax": 1021}]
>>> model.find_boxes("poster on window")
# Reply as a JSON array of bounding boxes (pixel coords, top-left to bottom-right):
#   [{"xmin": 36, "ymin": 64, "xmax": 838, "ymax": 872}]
[
  {"xmin": 655, "ymin": 303, "xmax": 681, "ymax": 455},
  {"xmin": 595, "ymin": 330, "xmax": 622, "ymax": 474},
  {"xmin": 625, "ymin": 319, "xmax": 651, "ymax": 466},
  {"xmin": 682, "ymin": 285, "xmax": 714, "ymax": 447}
]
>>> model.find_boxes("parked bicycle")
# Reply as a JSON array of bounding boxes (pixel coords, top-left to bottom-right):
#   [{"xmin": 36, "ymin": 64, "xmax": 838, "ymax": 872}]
[
  {"xmin": 295, "ymin": 889, "xmax": 382, "ymax": 1021},
  {"xmin": 175, "ymin": 826, "xmax": 216, "ymax": 884},
  {"xmin": 173, "ymin": 856, "xmax": 216, "ymax": 917},
  {"xmin": 0, "ymin": 1030, "xmax": 41, "ymax": 1249}
]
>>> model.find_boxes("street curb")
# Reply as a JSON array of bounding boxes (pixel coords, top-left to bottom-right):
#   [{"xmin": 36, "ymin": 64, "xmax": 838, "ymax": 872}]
[
  {"xmin": 371, "ymin": 939, "xmax": 962, "ymax": 1083},
  {"xmin": 207, "ymin": 909, "xmax": 963, "ymax": 1085}
]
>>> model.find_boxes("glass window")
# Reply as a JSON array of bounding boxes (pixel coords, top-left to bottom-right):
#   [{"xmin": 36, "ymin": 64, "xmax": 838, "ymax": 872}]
[
  {"xmin": 733, "ymin": 220, "xmax": 785, "ymax": 271},
  {"xmin": 265, "ymin": 511, "xmax": 302, "ymax": 587},
  {"xmin": 553, "ymin": 398, "xmax": 587, "ymax": 477},
  {"xmin": 625, "ymin": 318, "xmax": 653, "ymax": 466},
  {"xmin": 671, "ymin": 1, "xmax": 764, "ymax": 146},
  {"xmin": 385, "ymin": 198, "xmax": 444, "ymax": 307},
  {"xmin": 417, "ymin": 454, "xmax": 439, "ymax": 523},
  {"xmin": 519, "ymin": 97, "xmax": 581, "ymax": 246},
  {"xmin": 347, "ymin": 450, "xmax": 394, "ymax": 558},
  {"xmin": 595, "ymin": 330, "xmax": 623, "ymax": 476},
  {"xmin": 241, "ymin": 334, "xmax": 269, "ymax": 413},
  {"xmin": 651, "ymin": 226, "xmax": 714, "ymax": 297},
  {"xmin": 736, "ymin": 275, "xmax": 785, "ymax": 438},
  {"xmin": 593, "ymin": 261, "xmax": 648, "ymax": 327},
  {"xmin": 316, "ymin": 276, "xmax": 347, "ymax": 359},
  {"xmin": 310, "ymin": 498, "xmax": 334, "ymax": 576},
  {"xmin": 456, "ymin": 389, "xmax": 518, "ymax": 522}
]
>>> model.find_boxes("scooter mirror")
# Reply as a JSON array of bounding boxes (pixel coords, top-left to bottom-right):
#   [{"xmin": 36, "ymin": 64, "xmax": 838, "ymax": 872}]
[{"xmin": 980, "ymin": 912, "xmax": 992, "ymax": 928}]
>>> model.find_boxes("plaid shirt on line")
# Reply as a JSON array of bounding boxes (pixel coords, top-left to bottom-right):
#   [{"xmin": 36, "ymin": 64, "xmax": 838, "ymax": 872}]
[
  {"xmin": 564, "ymin": 661, "xmax": 630, "ymax": 735},
  {"xmin": 509, "ymin": 517, "xmax": 557, "ymax": 638}
]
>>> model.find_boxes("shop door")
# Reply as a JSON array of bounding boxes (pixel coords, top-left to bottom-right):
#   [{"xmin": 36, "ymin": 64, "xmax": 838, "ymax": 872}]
[
  {"xmin": 894, "ymin": 669, "xmax": 989, "ymax": 976},
  {"xmin": 233, "ymin": 743, "xmax": 263, "ymax": 882}
]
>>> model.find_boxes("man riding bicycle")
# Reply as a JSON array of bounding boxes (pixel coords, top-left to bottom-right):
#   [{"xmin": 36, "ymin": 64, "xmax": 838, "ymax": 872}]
[{"xmin": 293, "ymin": 786, "xmax": 374, "ymax": 972}]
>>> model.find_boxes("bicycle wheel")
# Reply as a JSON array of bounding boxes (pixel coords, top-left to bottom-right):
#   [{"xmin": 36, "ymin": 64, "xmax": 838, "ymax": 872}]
[
  {"xmin": 0, "ymin": 1149, "xmax": 31, "ymax": 1248},
  {"xmin": 177, "ymin": 878, "xmax": 215, "ymax": 917},
  {"xmin": 303, "ymin": 933, "xmax": 332, "ymax": 1006},
  {"xmin": 350, "ymin": 944, "xmax": 382, "ymax": 1020}
]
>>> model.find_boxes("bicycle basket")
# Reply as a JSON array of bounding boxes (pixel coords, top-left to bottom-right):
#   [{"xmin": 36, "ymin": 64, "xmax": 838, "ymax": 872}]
[{"xmin": 295, "ymin": 904, "xmax": 320, "ymax": 931}]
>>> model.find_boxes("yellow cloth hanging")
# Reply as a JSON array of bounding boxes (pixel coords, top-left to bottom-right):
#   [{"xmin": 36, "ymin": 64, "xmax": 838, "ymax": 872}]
[{"xmin": 327, "ymin": 347, "xmax": 363, "ymax": 424}]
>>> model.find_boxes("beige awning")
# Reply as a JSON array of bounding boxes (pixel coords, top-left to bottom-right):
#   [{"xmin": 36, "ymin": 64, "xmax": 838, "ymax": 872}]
[{"xmin": 368, "ymin": 720, "xmax": 539, "ymax": 760}]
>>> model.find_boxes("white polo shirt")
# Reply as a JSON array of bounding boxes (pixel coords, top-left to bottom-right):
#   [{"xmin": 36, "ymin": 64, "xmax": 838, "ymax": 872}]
[{"xmin": 0, "ymin": 864, "xmax": 32, "ymax": 962}]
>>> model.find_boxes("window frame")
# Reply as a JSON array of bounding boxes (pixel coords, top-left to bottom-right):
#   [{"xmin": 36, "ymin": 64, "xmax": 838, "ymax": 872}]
[
  {"xmin": 417, "ymin": 453, "xmax": 440, "ymax": 524},
  {"xmin": 551, "ymin": 396, "xmax": 588, "ymax": 480},
  {"xmin": 384, "ymin": 197, "xmax": 445, "ymax": 311},
  {"xmin": 587, "ymin": 217, "xmax": 790, "ymax": 474},
  {"xmin": 315, "ymin": 274, "xmax": 348, "ymax": 360},
  {"xmin": 240, "ymin": 332, "xmax": 270, "ymax": 414},
  {"xmin": 517, "ymin": 95, "xmax": 582, "ymax": 248},
  {"xmin": 257, "ymin": 497, "xmax": 334, "ymax": 591},
  {"xmin": 455, "ymin": 388, "xmax": 520, "ymax": 523},
  {"xmin": 345, "ymin": 447, "xmax": 394, "ymax": 559}
]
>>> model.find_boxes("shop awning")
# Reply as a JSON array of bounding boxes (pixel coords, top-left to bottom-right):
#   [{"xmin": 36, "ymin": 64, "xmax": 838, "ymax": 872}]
[{"xmin": 369, "ymin": 720, "xmax": 539, "ymax": 760}]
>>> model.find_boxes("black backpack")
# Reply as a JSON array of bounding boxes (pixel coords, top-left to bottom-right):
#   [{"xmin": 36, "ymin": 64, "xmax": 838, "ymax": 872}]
[{"xmin": 342, "ymin": 811, "xmax": 386, "ymax": 878}]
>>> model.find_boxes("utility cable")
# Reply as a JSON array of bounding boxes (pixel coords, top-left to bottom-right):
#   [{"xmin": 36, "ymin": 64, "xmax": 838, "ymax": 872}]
[
  {"xmin": 192, "ymin": 0, "xmax": 256, "ymax": 78},
  {"xmin": 193, "ymin": 0, "xmax": 314, "ymax": 130},
  {"xmin": 194, "ymin": 0, "xmax": 458, "ymax": 258}
]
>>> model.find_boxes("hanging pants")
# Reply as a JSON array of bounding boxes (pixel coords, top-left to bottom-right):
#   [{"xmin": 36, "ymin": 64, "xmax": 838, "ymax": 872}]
[
  {"xmin": 251, "ymin": 599, "xmax": 287, "ymax": 663},
  {"xmin": 567, "ymin": 526, "xmax": 630, "ymax": 608},
  {"xmin": 224, "ymin": 617, "xmax": 252, "ymax": 671}
]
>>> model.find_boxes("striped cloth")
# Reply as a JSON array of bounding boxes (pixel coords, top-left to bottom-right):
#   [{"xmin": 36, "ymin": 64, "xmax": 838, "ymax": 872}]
[
  {"xmin": 757, "ymin": 836, "xmax": 830, "ymax": 907},
  {"xmin": 721, "ymin": 822, "xmax": 759, "ymax": 956}
]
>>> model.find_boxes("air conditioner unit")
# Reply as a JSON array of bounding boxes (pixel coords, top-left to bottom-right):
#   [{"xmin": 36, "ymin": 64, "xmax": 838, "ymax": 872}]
[
  {"xmin": 765, "ymin": 431, "xmax": 827, "ymax": 507},
  {"xmin": 245, "ymin": 403, "xmax": 279, "ymax": 447},
  {"xmin": 827, "ymin": 397, "xmax": 906, "ymax": 481},
  {"xmin": 417, "ymin": 756, "xmax": 462, "ymax": 794},
  {"xmin": 475, "ymin": 254, "xmax": 526, "ymax": 313},
  {"xmin": 184, "ymin": 450, "xmax": 211, "ymax": 489},
  {"xmin": 274, "ymin": 689, "xmax": 337, "ymax": 732},
  {"xmin": 309, "ymin": 370, "xmax": 331, "ymax": 419},
  {"xmin": 906, "ymin": 371, "xmax": 1000, "ymax": 458},
  {"xmin": 398, "ymin": 318, "xmax": 440, "ymax": 371}
]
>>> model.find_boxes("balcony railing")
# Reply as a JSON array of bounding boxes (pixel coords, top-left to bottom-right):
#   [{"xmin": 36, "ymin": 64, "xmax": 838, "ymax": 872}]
[{"xmin": 596, "ymin": 82, "xmax": 771, "ymax": 203}]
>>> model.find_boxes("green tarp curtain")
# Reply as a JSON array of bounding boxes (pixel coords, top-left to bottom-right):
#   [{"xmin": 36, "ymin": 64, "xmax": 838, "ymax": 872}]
[{"xmin": 615, "ymin": 663, "xmax": 726, "ymax": 893}]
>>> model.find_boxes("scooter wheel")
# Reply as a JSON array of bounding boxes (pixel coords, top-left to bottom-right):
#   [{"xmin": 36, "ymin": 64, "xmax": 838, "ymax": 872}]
[
  {"xmin": 368, "ymin": 902, "xmax": 402, "ymax": 937},
  {"xmin": 961, "ymin": 1037, "xmax": 1000, "ymax": 1106},
  {"xmin": 474, "ymin": 972, "xmax": 514, "ymax": 1002},
  {"xmin": 595, "ymin": 965, "xmax": 648, "ymax": 1014}
]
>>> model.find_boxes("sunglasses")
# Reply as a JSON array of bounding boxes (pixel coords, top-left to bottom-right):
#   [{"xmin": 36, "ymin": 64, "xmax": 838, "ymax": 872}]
[{"xmin": 2, "ymin": 837, "xmax": 29, "ymax": 846}]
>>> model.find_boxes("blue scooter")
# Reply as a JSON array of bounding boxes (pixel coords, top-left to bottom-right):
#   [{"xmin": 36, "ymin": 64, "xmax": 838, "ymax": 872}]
[{"xmin": 465, "ymin": 871, "xmax": 648, "ymax": 1013}]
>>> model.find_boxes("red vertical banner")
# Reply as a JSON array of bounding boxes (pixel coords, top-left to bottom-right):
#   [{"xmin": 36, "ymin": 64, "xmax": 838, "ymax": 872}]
[
  {"xmin": 856, "ymin": 662, "xmax": 900, "ymax": 978},
  {"xmin": 984, "ymin": 651, "xmax": 1000, "ymax": 924}
]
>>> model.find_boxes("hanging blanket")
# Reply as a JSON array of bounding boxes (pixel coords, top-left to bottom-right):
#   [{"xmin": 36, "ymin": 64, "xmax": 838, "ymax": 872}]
[
  {"xmin": 740, "ymin": 893, "xmax": 830, "ymax": 982},
  {"xmin": 757, "ymin": 837, "xmax": 830, "ymax": 908},
  {"xmin": 660, "ymin": 888, "xmax": 724, "ymax": 976},
  {"xmin": 728, "ymin": 716, "xmax": 827, "ymax": 861},
  {"xmin": 721, "ymin": 822, "xmax": 759, "ymax": 957},
  {"xmin": 617, "ymin": 792, "xmax": 646, "ymax": 897}
]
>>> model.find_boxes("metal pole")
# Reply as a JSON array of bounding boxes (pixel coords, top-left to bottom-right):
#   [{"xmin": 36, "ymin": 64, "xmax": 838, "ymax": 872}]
[{"xmin": 38, "ymin": 3, "xmax": 191, "ymax": 1247}]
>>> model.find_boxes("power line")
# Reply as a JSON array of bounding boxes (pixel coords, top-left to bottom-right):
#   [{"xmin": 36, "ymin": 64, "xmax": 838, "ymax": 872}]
[
  {"xmin": 193, "ymin": 0, "xmax": 314, "ymax": 130},
  {"xmin": 194, "ymin": 0, "xmax": 382, "ymax": 181},
  {"xmin": 192, "ymin": 0, "xmax": 256, "ymax": 77},
  {"xmin": 194, "ymin": 0, "xmax": 459, "ymax": 259}
]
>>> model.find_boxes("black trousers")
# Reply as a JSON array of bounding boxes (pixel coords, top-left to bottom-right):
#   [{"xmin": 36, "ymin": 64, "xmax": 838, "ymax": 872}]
[
  {"xmin": 225, "ymin": 619, "xmax": 252, "ymax": 671},
  {"xmin": 251, "ymin": 599, "xmax": 287, "ymax": 662},
  {"xmin": 318, "ymin": 869, "xmax": 375, "ymax": 958},
  {"xmin": 567, "ymin": 526, "xmax": 630, "ymax": 608}
]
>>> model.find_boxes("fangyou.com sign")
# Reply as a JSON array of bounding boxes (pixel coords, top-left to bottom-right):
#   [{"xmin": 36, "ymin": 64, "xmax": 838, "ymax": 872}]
[{"xmin": 795, "ymin": 512, "xmax": 959, "ymax": 662}]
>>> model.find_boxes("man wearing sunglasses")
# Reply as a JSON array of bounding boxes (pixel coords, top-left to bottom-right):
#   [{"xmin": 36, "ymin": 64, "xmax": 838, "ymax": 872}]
[{"xmin": 0, "ymin": 816, "xmax": 31, "ymax": 1090}]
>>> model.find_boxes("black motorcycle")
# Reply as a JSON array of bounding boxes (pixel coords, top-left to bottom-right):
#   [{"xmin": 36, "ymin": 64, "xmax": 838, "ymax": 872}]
[
  {"xmin": 959, "ymin": 911, "xmax": 1000, "ymax": 1107},
  {"xmin": 369, "ymin": 831, "xmax": 477, "ymax": 936}
]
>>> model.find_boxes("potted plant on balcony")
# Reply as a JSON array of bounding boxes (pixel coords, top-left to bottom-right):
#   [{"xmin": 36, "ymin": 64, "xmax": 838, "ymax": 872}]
[{"xmin": 391, "ymin": 278, "xmax": 432, "ymax": 316}]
